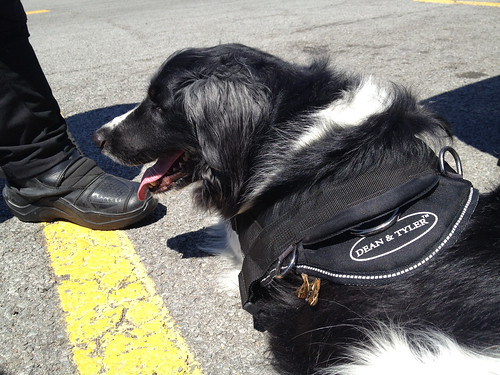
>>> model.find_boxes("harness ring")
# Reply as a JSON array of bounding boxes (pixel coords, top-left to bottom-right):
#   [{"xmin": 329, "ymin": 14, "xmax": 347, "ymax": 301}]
[
  {"xmin": 350, "ymin": 208, "xmax": 400, "ymax": 237},
  {"xmin": 439, "ymin": 146, "xmax": 463, "ymax": 178}
]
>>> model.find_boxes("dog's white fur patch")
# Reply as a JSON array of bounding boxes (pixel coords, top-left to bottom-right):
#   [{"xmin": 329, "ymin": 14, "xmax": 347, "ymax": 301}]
[
  {"xmin": 241, "ymin": 77, "xmax": 393, "ymax": 211},
  {"xmin": 293, "ymin": 76, "xmax": 391, "ymax": 151},
  {"xmin": 98, "ymin": 108, "xmax": 137, "ymax": 163},
  {"xmin": 320, "ymin": 325, "xmax": 500, "ymax": 375},
  {"xmin": 103, "ymin": 107, "xmax": 136, "ymax": 130}
]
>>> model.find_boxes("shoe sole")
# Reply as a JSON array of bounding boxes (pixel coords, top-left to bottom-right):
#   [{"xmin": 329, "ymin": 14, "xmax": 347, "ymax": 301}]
[{"xmin": 3, "ymin": 190, "xmax": 158, "ymax": 230}]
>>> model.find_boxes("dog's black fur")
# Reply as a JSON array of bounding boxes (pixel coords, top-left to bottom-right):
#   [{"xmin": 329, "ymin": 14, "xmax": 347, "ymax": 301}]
[{"xmin": 94, "ymin": 44, "xmax": 500, "ymax": 374}]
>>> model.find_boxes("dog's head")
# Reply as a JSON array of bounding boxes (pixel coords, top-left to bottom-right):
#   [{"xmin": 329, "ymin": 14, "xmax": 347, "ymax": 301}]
[
  {"xmin": 94, "ymin": 43, "xmax": 451, "ymax": 218},
  {"xmin": 93, "ymin": 44, "xmax": 294, "ymax": 216}
]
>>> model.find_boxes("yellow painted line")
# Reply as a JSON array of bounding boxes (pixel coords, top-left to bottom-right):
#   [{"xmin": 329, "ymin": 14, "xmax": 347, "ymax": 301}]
[
  {"xmin": 414, "ymin": 0, "xmax": 500, "ymax": 6},
  {"xmin": 26, "ymin": 9, "xmax": 50, "ymax": 15},
  {"xmin": 44, "ymin": 222, "xmax": 203, "ymax": 375}
]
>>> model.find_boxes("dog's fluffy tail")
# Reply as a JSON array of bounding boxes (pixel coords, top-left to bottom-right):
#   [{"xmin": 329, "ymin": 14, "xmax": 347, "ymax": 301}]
[{"xmin": 320, "ymin": 324, "xmax": 500, "ymax": 375}]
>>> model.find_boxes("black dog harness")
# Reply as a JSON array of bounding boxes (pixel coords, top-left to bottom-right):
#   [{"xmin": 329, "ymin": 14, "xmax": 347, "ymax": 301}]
[{"xmin": 232, "ymin": 147, "xmax": 479, "ymax": 321}]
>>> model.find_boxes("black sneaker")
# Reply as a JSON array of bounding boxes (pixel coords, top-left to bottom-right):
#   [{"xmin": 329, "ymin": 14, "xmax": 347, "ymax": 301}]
[{"xmin": 2, "ymin": 151, "xmax": 157, "ymax": 230}]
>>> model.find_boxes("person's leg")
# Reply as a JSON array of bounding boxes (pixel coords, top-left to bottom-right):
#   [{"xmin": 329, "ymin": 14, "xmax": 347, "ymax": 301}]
[
  {"xmin": 0, "ymin": 42, "xmax": 76, "ymax": 182},
  {"xmin": 0, "ymin": 0, "xmax": 157, "ymax": 229},
  {"xmin": 0, "ymin": 0, "xmax": 74, "ymax": 181}
]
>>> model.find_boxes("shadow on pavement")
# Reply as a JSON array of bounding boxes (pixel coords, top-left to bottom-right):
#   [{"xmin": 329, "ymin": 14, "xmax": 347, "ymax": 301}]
[
  {"xmin": 167, "ymin": 226, "xmax": 222, "ymax": 258},
  {"xmin": 421, "ymin": 75, "xmax": 500, "ymax": 162}
]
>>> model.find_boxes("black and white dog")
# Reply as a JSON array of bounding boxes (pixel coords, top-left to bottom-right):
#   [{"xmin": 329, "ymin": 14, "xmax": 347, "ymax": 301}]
[{"xmin": 93, "ymin": 44, "xmax": 500, "ymax": 374}]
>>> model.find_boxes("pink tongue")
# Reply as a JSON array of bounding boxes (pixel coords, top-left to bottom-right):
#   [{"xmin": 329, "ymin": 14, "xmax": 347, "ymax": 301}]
[{"xmin": 137, "ymin": 151, "xmax": 184, "ymax": 201}]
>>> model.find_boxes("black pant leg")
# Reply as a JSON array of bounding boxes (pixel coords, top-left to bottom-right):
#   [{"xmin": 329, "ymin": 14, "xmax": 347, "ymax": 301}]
[{"xmin": 0, "ymin": 0, "xmax": 75, "ymax": 182}]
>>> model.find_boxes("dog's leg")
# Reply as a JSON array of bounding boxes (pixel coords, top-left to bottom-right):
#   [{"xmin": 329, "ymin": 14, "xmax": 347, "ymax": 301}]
[{"xmin": 201, "ymin": 221, "xmax": 242, "ymax": 293}]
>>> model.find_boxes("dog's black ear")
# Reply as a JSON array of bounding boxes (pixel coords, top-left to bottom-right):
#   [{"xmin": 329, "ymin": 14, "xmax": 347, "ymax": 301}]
[{"xmin": 182, "ymin": 75, "xmax": 271, "ymax": 214}]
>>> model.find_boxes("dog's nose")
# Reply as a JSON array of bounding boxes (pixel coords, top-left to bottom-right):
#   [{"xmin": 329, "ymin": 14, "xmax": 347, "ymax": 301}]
[{"xmin": 92, "ymin": 129, "xmax": 107, "ymax": 150}]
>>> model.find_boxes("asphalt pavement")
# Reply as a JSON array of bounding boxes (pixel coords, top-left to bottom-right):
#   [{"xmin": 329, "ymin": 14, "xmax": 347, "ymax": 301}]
[{"xmin": 0, "ymin": 0, "xmax": 499, "ymax": 374}]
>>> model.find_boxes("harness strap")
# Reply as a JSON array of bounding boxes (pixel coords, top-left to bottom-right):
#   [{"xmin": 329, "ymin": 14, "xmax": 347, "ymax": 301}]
[
  {"xmin": 234, "ymin": 161, "xmax": 439, "ymax": 310},
  {"xmin": 234, "ymin": 152, "xmax": 479, "ymax": 325}
]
